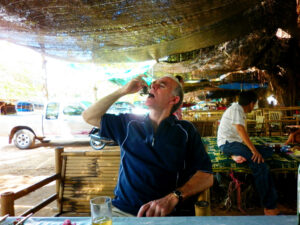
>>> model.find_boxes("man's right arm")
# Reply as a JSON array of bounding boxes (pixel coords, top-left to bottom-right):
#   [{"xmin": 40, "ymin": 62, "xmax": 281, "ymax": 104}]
[
  {"xmin": 82, "ymin": 89, "xmax": 125, "ymax": 127},
  {"xmin": 82, "ymin": 75, "xmax": 147, "ymax": 127}
]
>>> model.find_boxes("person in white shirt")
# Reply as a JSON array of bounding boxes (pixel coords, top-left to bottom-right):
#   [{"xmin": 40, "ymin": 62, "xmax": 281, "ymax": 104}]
[{"xmin": 217, "ymin": 91, "xmax": 279, "ymax": 216}]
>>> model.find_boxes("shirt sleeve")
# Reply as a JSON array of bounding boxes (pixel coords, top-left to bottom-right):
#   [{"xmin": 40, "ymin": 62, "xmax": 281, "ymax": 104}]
[
  {"xmin": 100, "ymin": 113, "xmax": 130, "ymax": 145},
  {"xmin": 230, "ymin": 106, "xmax": 245, "ymax": 126}
]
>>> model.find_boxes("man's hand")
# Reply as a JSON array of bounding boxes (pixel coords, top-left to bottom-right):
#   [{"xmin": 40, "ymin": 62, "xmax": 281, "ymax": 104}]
[
  {"xmin": 82, "ymin": 74, "xmax": 147, "ymax": 127},
  {"xmin": 235, "ymin": 124, "xmax": 264, "ymax": 164},
  {"xmin": 137, "ymin": 193, "xmax": 179, "ymax": 217},
  {"xmin": 121, "ymin": 74, "xmax": 147, "ymax": 95},
  {"xmin": 251, "ymin": 149, "xmax": 264, "ymax": 163}
]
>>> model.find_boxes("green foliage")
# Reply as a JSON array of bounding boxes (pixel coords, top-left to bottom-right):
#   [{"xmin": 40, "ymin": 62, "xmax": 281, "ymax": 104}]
[{"xmin": 0, "ymin": 63, "xmax": 44, "ymax": 100}]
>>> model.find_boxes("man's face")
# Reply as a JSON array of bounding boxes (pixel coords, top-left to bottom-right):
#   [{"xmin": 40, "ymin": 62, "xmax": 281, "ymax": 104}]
[
  {"xmin": 247, "ymin": 102, "xmax": 256, "ymax": 113},
  {"xmin": 145, "ymin": 77, "xmax": 178, "ymax": 111}
]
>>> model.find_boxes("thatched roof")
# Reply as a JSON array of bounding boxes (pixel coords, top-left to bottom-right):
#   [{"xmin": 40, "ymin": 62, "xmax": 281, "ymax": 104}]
[{"xmin": 0, "ymin": 0, "xmax": 294, "ymax": 63}]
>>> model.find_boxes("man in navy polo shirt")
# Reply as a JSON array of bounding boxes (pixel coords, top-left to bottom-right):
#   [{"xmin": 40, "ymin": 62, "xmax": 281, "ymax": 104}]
[{"xmin": 82, "ymin": 75, "xmax": 213, "ymax": 217}]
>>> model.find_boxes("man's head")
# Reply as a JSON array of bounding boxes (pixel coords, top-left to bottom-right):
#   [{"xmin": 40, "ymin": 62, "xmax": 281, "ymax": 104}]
[
  {"xmin": 145, "ymin": 75, "xmax": 184, "ymax": 115},
  {"xmin": 238, "ymin": 90, "xmax": 258, "ymax": 112}
]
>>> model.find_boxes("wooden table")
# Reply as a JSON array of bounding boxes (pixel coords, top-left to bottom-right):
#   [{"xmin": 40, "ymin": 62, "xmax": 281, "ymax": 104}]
[
  {"xmin": 4, "ymin": 216, "xmax": 298, "ymax": 225},
  {"xmin": 265, "ymin": 119, "xmax": 299, "ymax": 136}
]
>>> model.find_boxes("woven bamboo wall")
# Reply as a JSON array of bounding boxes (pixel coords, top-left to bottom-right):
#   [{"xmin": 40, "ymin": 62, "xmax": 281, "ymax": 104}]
[
  {"xmin": 192, "ymin": 121, "xmax": 218, "ymax": 137},
  {"xmin": 60, "ymin": 150, "xmax": 120, "ymax": 213}
]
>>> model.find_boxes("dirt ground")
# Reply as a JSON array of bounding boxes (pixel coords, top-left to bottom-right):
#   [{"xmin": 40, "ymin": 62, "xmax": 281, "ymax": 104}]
[
  {"xmin": 0, "ymin": 136, "xmax": 95, "ymax": 217},
  {"xmin": 0, "ymin": 136, "xmax": 297, "ymax": 217}
]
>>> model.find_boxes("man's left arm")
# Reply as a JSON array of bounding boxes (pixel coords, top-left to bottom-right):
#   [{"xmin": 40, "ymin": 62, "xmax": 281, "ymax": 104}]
[
  {"xmin": 137, "ymin": 171, "xmax": 213, "ymax": 217},
  {"xmin": 235, "ymin": 124, "xmax": 264, "ymax": 163}
]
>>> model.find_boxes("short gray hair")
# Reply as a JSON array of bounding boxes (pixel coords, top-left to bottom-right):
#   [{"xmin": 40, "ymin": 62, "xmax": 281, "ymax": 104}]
[{"xmin": 162, "ymin": 75, "xmax": 184, "ymax": 114}]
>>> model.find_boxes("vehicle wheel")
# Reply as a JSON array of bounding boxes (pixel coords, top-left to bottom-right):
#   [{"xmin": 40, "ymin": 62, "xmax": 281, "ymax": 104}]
[
  {"xmin": 14, "ymin": 129, "xmax": 35, "ymax": 149},
  {"xmin": 90, "ymin": 138, "xmax": 106, "ymax": 150}
]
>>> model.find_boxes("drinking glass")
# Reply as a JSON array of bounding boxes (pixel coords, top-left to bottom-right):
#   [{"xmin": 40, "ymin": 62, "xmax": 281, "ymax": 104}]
[{"xmin": 90, "ymin": 196, "xmax": 112, "ymax": 225}]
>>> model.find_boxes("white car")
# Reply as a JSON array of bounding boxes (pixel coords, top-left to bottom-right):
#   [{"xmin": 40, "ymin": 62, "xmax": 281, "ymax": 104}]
[{"xmin": 6, "ymin": 101, "xmax": 93, "ymax": 149}]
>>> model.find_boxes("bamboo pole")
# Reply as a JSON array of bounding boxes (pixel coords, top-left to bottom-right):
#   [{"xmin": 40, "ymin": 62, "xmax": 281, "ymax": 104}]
[
  {"xmin": 61, "ymin": 150, "xmax": 120, "ymax": 157},
  {"xmin": 55, "ymin": 146, "xmax": 64, "ymax": 211},
  {"xmin": 55, "ymin": 147, "xmax": 64, "ymax": 193},
  {"xmin": 58, "ymin": 155, "xmax": 67, "ymax": 214},
  {"xmin": 1, "ymin": 191, "xmax": 15, "ymax": 216},
  {"xmin": 14, "ymin": 174, "xmax": 59, "ymax": 200},
  {"xmin": 20, "ymin": 194, "xmax": 57, "ymax": 217}
]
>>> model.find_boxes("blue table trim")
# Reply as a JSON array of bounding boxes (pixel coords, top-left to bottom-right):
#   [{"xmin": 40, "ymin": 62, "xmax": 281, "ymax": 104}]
[{"xmin": 5, "ymin": 216, "xmax": 297, "ymax": 225}]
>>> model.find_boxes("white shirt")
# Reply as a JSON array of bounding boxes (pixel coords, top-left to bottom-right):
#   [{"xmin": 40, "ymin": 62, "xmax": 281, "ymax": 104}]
[{"xmin": 217, "ymin": 103, "xmax": 246, "ymax": 147}]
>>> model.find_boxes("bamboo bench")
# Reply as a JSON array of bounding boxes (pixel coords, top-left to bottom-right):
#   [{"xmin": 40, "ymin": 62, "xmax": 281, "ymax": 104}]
[{"xmin": 1, "ymin": 147, "xmax": 210, "ymax": 217}]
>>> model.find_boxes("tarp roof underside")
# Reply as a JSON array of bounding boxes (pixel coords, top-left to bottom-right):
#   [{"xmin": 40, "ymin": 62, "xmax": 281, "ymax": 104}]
[{"xmin": 0, "ymin": 0, "xmax": 292, "ymax": 63}]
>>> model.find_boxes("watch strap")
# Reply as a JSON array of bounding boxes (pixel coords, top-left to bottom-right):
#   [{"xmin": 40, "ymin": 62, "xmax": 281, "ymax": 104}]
[{"xmin": 172, "ymin": 190, "xmax": 183, "ymax": 202}]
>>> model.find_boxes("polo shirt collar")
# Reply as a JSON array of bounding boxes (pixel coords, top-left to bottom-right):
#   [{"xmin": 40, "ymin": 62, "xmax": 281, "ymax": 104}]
[{"xmin": 145, "ymin": 114, "xmax": 177, "ymax": 127}]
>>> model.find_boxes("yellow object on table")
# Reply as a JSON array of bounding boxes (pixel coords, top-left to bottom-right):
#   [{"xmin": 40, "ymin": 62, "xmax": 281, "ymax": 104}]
[
  {"xmin": 290, "ymin": 146, "xmax": 300, "ymax": 154},
  {"xmin": 293, "ymin": 150, "xmax": 300, "ymax": 156}
]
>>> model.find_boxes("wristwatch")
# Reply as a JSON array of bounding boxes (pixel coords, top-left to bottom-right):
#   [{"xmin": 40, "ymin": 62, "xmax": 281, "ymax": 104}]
[{"xmin": 172, "ymin": 190, "xmax": 183, "ymax": 202}]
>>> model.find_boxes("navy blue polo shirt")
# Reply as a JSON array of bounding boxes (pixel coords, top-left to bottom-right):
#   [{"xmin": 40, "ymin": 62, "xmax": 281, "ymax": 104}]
[{"xmin": 100, "ymin": 113, "xmax": 212, "ymax": 215}]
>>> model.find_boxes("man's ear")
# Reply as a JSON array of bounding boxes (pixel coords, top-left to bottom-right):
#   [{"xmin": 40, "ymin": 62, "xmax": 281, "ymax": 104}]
[{"xmin": 171, "ymin": 96, "xmax": 180, "ymax": 105}]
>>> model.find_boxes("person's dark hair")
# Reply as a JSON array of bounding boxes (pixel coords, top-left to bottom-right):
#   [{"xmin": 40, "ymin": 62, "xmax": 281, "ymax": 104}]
[
  {"xmin": 175, "ymin": 75, "xmax": 183, "ymax": 83},
  {"xmin": 238, "ymin": 90, "xmax": 258, "ymax": 106}
]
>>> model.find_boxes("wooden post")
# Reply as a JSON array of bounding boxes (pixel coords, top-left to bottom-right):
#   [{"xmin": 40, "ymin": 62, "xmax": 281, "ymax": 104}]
[
  {"xmin": 1, "ymin": 191, "xmax": 15, "ymax": 216},
  {"xmin": 55, "ymin": 146, "xmax": 64, "ymax": 210}
]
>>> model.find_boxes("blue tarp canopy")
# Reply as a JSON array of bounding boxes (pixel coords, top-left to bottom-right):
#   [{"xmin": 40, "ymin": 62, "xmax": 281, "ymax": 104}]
[{"xmin": 218, "ymin": 82, "xmax": 268, "ymax": 90}]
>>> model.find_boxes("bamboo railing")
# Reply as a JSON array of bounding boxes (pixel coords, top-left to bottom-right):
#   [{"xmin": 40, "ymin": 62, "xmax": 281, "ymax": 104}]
[{"xmin": 0, "ymin": 147, "xmax": 64, "ymax": 216}]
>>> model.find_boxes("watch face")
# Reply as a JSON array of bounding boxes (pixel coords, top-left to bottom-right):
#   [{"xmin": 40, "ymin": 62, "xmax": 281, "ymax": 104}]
[
  {"xmin": 173, "ymin": 190, "xmax": 183, "ymax": 201},
  {"xmin": 174, "ymin": 190, "xmax": 182, "ymax": 196}
]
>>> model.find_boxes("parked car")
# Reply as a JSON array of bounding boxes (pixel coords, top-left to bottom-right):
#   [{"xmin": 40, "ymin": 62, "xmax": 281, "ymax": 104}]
[
  {"xmin": 5, "ymin": 100, "xmax": 93, "ymax": 149},
  {"xmin": 15, "ymin": 101, "xmax": 44, "ymax": 113},
  {"xmin": 0, "ymin": 101, "xmax": 16, "ymax": 115},
  {"xmin": 106, "ymin": 101, "xmax": 134, "ymax": 115},
  {"xmin": 15, "ymin": 101, "xmax": 34, "ymax": 112}
]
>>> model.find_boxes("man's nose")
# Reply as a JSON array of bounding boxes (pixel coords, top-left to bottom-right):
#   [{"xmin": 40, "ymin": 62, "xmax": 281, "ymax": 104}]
[{"xmin": 151, "ymin": 83, "xmax": 158, "ymax": 90}]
